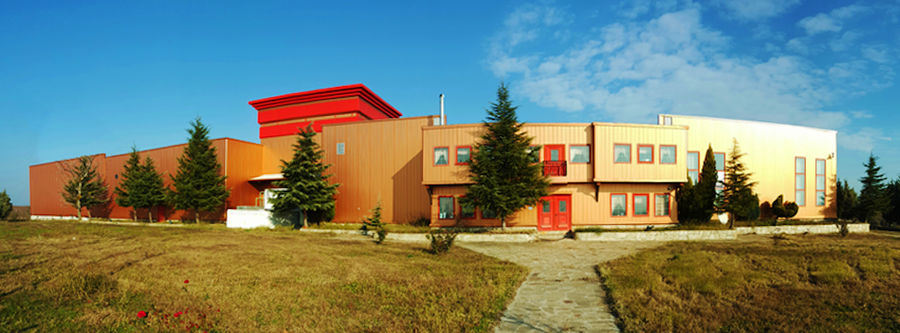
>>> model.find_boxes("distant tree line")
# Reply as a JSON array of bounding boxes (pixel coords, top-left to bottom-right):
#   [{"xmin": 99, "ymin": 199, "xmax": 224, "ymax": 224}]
[{"xmin": 836, "ymin": 153, "xmax": 900, "ymax": 228}]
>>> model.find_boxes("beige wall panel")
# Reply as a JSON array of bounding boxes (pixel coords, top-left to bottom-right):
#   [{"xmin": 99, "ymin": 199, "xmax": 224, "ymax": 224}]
[
  {"xmin": 593, "ymin": 123, "xmax": 688, "ymax": 183},
  {"xmin": 664, "ymin": 115, "xmax": 837, "ymax": 219},
  {"xmin": 322, "ymin": 116, "xmax": 432, "ymax": 224}
]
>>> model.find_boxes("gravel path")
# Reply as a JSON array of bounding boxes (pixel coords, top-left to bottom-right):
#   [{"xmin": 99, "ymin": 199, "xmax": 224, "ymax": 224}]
[{"xmin": 460, "ymin": 239, "xmax": 661, "ymax": 333}]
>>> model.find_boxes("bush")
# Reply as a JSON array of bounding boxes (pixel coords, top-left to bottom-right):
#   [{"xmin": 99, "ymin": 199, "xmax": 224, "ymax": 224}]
[
  {"xmin": 410, "ymin": 216, "xmax": 430, "ymax": 227},
  {"xmin": 362, "ymin": 203, "xmax": 387, "ymax": 244},
  {"xmin": 426, "ymin": 229, "xmax": 458, "ymax": 254},
  {"xmin": 0, "ymin": 190, "xmax": 12, "ymax": 220},
  {"xmin": 771, "ymin": 195, "xmax": 799, "ymax": 224},
  {"xmin": 835, "ymin": 220, "xmax": 850, "ymax": 237}
]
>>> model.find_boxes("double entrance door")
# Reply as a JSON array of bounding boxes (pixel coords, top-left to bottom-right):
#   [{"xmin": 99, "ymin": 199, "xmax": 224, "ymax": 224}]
[{"xmin": 537, "ymin": 194, "xmax": 571, "ymax": 231}]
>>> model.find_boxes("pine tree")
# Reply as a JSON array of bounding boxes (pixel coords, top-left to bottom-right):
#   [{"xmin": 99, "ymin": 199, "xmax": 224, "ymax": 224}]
[
  {"xmin": 463, "ymin": 83, "xmax": 549, "ymax": 229},
  {"xmin": 139, "ymin": 156, "xmax": 167, "ymax": 222},
  {"xmin": 675, "ymin": 177, "xmax": 698, "ymax": 223},
  {"xmin": 115, "ymin": 147, "xmax": 143, "ymax": 221},
  {"xmin": 885, "ymin": 179, "xmax": 900, "ymax": 225},
  {"xmin": 696, "ymin": 145, "xmax": 719, "ymax": 221},
  {"xmin": 718, "ymin": 139, "xmax": 757, "ymax": 228},
  {"xmin": 271, "ymin": 124, "xmax": 339, "ymax": 228},
  {"xmin": 0, "ymin": 190, "xmax": 12, "ymax": 220},
  {"xmin": 836, "ymin": 179, "xmax": 857, "ymax": 220},
  {"xmin": 169, "ymin": 118, "xmax": 229, "ymax": 223},
  {"xmin": 62, "ymin": 155, "xmax": 108, "ymax": 220},
  {"xmin": 856, "ymin": 154, "xmax": 888, "ymax": 225}
]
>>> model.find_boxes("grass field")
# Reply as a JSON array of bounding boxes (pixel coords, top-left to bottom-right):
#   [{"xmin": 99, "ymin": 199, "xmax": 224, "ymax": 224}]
[
  {"xmin": 0, "ymin": 221, "xmax": 526, "ymax": 332},
  {"xmin": 599, "ymin": 233, "xmax": 900, "ymax": 332}
]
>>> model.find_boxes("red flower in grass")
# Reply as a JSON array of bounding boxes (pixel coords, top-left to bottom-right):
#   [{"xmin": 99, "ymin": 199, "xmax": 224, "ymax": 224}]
[
  {"xmin": 137, "ymin": 311, "xmax": 147, "ymax": 318},
  {"xmin": 174, "ymin": 311, "xmax": 182, "ymax": 318},
  {"xmin": 184, "ymin": 279, "xmax": 189, "ymax": 284}
]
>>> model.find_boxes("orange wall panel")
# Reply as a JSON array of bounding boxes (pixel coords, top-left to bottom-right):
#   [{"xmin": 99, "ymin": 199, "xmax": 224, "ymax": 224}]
[{"xmin": 593, "ymin": 123, "xmax": 688, "ymax": 183}]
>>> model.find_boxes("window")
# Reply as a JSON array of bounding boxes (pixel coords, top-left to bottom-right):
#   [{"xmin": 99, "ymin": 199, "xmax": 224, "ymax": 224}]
[
  {"xmin": 655, "ymin": 194, "xmax": 670, "ymax": 216},
  {"xmin": 714, "ymin": 152, "xmax": 726, "ymax": 191},
  {"xmin": 660, "ymin": 145, "xmax": 676, "ymax": 164},
  {"xmin": 633, "ymin": 194, "xmax": 649, "ymax": 216},
  {"xmin": 638, "ymin": 145, "xmax": 654, "ymax": 163},
  {"xmin": 570, "ymin": 145, "xmax": 590, "ymax": 163},
  {"xmin": 433, "ymin": 147, "xmax": 449, "ymax": 166},
  {"xmin": 687, "ymin": 151, "xmax": 700, "ymax": 184},
  {"xmin": 336, "ymin": 142, "xmax": 345, "ymax": 155},
  {"xmin": 481, "ymin": 207, "xmax": 497, "ymax": 219},
  {"xmin": 527, "ymin": 146, "xmax": 540, "ymax": 163},
  {"xmin": 614, "ymin": 144, "xmax": 631, "ymax": 163},
  {"xmin": 663, "ymin": 116, "xmax": 673, "ymax": 125},
  {"xmin": 438, "ymin": 196, "xmax": 455, "ymax": 219},
  {"xmin": 456, "ymin": 146, "xmax": 471, "ymax": 165},
  {"xmin": 611, "ymin": 194, "xmax": 627, "ymax": 217},
  {"xmin": 460, "ymin": 199, "xmax": 475, "ymax": 219},
  {"xmin": 816, "ymin": 159, "xmax": 826, "ymax": 206},
  {"xmin": 796, "ymin": 157, "xmax": 806, "ymax": 206}
]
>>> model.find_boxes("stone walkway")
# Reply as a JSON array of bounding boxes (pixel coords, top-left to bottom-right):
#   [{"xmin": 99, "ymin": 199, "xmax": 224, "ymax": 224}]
[{"xmin": 460, "ymin": 239, "xmax": 661, "ymax": 333}]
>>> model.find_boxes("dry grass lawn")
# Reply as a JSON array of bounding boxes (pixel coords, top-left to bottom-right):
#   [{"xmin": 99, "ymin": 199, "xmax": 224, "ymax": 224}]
[
  {"xmin": 599, "ymin": 233, "xmax": 900, "ymax": 332},
  {"xmin": 0, "ymin": 221, "xmax": 526, "ymax": 332}
]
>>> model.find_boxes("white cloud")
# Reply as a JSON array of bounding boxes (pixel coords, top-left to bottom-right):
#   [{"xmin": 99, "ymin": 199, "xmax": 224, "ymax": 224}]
[
  {"xmin": 839, "ymin": 128, "xmax": 892, "ymax": 152},
  {"xmin": 829, "ymin": 31, "xmax": 862, "ymax": 52},
  {"xmin": 797, "ymin": 4, "xmax": 869, "ymax": 35},
  {"xmin": 862, "ymin": 46, "xmax": 891, "ymax": 64},
  {"xmin": 850, "ymin": 110, "xmax": 873, "ymax": 119},
  {"xmin": 712, "ymin": 0, "xmax": 800, "ymax": 21}
]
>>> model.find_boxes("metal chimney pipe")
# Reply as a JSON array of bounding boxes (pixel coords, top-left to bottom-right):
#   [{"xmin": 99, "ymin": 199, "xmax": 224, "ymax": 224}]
[{"xmin": 439, "ymin": 93, "xmax": 445, "ymax": 125}]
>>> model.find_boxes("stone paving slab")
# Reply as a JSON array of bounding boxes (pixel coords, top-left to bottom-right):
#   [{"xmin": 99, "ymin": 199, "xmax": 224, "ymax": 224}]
[{"xmin": 460, "ymin": 240, "xmax": 661, "ymax": 333}]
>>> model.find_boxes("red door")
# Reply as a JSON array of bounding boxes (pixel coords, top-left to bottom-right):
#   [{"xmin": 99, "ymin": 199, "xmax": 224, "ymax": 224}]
[{"xmin": 537, "ymin": 195, "xmax": 571, "ymax": 231}]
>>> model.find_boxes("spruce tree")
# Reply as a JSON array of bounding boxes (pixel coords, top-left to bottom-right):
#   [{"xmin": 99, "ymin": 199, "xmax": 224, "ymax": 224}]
[
  {"xmin": 115, "ymin": 147, "xmax": 143, "ymax": 221},
  {"xmin": 138, "ymin": 156, "xmax": 167, "ymax": 222},
  {"xmin": 856, "ymin": 154, "xmax": 888, "ymax": 225},
  {"xmin": 271, "ymin": 124, "xmax": 339, "ymax": 228},
  {"xmin": 170, "ymin": 118, "xmax": 229, "ymax": 223},
  {"xmin": 885, "ymin": 179, "xmax": 900, "ymax": 225},
  {"xmin": 0, "ymin": 190, "xmax": 12, "ymax": 220},
  {"xmin": 62, "ymin": 155, "xmax": 108, "ymax": 220},
  {"xmin": 718, "ymin": 139, "xmax": 757, "ymax": 228},
  {"xmin": 463, "ymin": 83, "xmax": 549, "ymax": 229},
  {"xmin": 696, "ymin": 145, "xmax": 718, "ymax": 221},
  {"xmin": 836, "ymin": 179, "xmax": 857, "ymax": 220}
]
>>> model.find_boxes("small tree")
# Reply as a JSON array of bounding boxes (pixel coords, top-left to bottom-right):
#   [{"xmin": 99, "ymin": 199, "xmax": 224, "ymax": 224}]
[
  {"xmin": 62, "ymin": 155, "xmax": 108, "ymax": 220},
  {"xmin": 856, "ymin": 154, "xmax": 888, "ymax": 225},
  {"xmin": 696, "ymin": 146, "xmax": 719, "ymax": 221},
  {"xmin": 362, "ymin": 202, "xmax": 387, "ymax": 244},
  {"xmin": 114, "ymin": 147, "xmax": 143, "ymax": 221},
  {"xmin": 0, "ymin": 190, "xmax": 12, "ymax": 220},
  {"xmin": 463, "ymin": 83, "xmax": 549, "ymax": 229},
  {"xmin": 771, "ymin": 194, "xmax": 799, "ymax": 224},
  {"xmin": 138, "ymin": 157, "xmax": 167, "ymax": 222},
  {"xmin": 836, "ymin": 179, "xmax": 857, "ymax": 220},
  {"xmin": 169, "ymin": 118, "xmax": 229, "ymax": 223},
  {"xmin": 718, "ymin": 139, "xmax": 757, "ymax": 228},
  {"xmin": 271, "ymin": 125, "xmax": 339, "ymax": 228}
]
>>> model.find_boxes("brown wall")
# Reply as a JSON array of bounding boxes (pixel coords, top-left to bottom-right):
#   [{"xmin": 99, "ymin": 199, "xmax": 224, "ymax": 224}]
[{"xmin": 29, "ymin": 154, "xmax": 107, "ymax": 218}]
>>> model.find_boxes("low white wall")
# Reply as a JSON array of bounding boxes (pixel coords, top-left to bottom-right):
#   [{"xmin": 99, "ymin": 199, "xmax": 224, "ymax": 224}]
[
  {"xmin": 576, "ymin": 230, "xmax": 737, "ymax": 241},
  {"xmin": 225, "ymin": 209, "xmax": 275, "ymax": 229},
  {"xmin": 735, "ymin": 223, "xmax": 869, "ymax": 235}
]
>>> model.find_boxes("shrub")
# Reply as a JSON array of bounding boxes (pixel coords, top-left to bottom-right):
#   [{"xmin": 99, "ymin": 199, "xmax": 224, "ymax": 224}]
[
  {"xmin": 362, "ymin": 203, "xmax": 387, "ymax": 244},
  {"xmin": 410, "ymin": 216, "xmax": 430, "ymax": 227},
  {"xmin": 0, "ymin": 190, "xmax": 12, "ymax": 220},
  {"xmin": 426, "ymin": 229, "xmax": 458, "ymax": 254},
  {"xmin": 771, "ymin": 195, "xmax": 798, "ymax": 224}
]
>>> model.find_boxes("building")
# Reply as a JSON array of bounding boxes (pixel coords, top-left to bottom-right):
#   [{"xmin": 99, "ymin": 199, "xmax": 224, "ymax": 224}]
[{"xmin": 29, "ymin": 84, "xmax": 837, "ymax": 229}]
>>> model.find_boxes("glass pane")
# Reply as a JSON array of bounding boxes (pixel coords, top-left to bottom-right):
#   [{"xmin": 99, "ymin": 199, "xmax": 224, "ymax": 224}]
[
  {"xmin": 816, "ymin": 160, "xmax": 825, "ymax": 175},
  {"xmin": 796, "ymin": 190, "xmax": 805, "ymax": 206},
  {"xmin": 816, "ymin": 175, "xmax": 825, "ymax": 190},
  {"xmin": 714, "ymin": 153, "xmax": 725, "ymax": 171},
  {"xmin": 614, "ymin": 145, "xmax": 630, "ymax": 163},
  {"xmin": 336, "ymin": 142, "xmax": 345, "ymax": 155},
  {"xmin": 482, "ymin": 207, "xmax": 497, "ymax": 219},
  {"xmin": 639, "ymin": 146, "xmax": 653, "ymax": 162},
  {"xmin": 528, "ymin": 146, "xmax": 540, "ymax": 163},
  {"xmin": 796, "ymin": 174, "xmax": 805, "ymax": 189},
  {"xmin": 571, "ymin": 146, "xmax": 590, "ymax": 163},
  {"xmin": 550, "ymin": 149, "xmax": 559, "ymax": 161},
  {"xmin": 796, "ymin": 157, "xmax": 805, "ymax": 173},
  {"xmin": 688, "ymin": 171, "xmax": 699, "ymax": 184},
  {"xmin": 816, "ymin": 191, "xmax": 826, "ymax": 206},
  {"xmin": 635, "ymin": 195, "xmax": 648, "ymax": 215},
  {"xmin": 660, "ymin": 147, "xmax": 675, "ymax": 164},
  {"xmin": 559, "ymin": 200, "xmax": 567, "ymax": 212},
  {"xmin": 460, "ymin": 201, "xmax": 475, "ymax": 218},
  {"xmin": 439, "ymin": 197, "xmax": 454, "ymax": 219},
  {"xmin": 434, "ymin": 148, "xmax": 449, "ymax": 165},
  {"xmin": 655, "ymin": 194, "xmax": 669, "ymax": 216},
  {"xmin": 457, "ymin": 148, "xmax": 470, "ymax": 164},
  {"xmin": 542, "ymin": 200, "xmax": 550, "ymax": 212},
  {"xmin": 687, "ymin": 152, "xmax": 699, "ymax": 169},
  {"xmin": 612, "ymin": 195, "xmax": 626, "ymax": 216}
]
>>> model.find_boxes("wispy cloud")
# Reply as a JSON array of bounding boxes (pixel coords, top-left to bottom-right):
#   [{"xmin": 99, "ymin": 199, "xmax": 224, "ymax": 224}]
[
  {"xmin": 839, "ymin": 128, "xmax": 892, "ymax": 153},
  {"xmin": 711, "ymin": 0, "xmax": 800, "ymax": 21},
  {"xmin": 797, "ymin": 4, "xmax": 868, "ymax": 35}
]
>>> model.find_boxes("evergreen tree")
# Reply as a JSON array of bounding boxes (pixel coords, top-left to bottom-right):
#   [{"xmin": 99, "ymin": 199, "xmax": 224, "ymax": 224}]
[
  {"xmin": 856, "ymin": 154, "xmax": 888, "ymax": 225},
  {"xmin": 696, "ymin": 145, "xmax": 718, "ymax": 221},
  {"xmin": 718, "ymin": 139, "xmax": 757, "ymax": 228},
  {"xmin": 463, "ymin": 83, "xmax": 549, "ymax": 229},
  {"xmin": 169, "ymin": 118, "xmax": 229, "ymax": 223},
  {"xmin": 139, "ymin": 156, "xmax": 167, "ymax": 222},
  {"xmin": 0, "ymin": 190, "xmax": 12, "ymax": 220},
  {"xmin": 114, "ymin": 147, "xmax": 143, "ymax": 221},
  {"xmin": 836, "ymin": 179, "xmax": 857, "ymax": 220},
  {"xmin": 271, "ymin": 125, "xmax": 339, "ymax": 228},
  {"xmin": 62, "ymin": 155, "xmax": 108, "ymax": 220},
  {"xmin": 883, "ymin": 178, "xmax": 900, "ymax": 225},
  {"xmin": 675, "ymin": 177, "xmax": 698, "ymax": 223}
]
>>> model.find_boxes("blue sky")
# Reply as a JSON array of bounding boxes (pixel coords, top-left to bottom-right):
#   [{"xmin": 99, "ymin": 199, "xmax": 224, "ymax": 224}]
[{"xmin": 1, "ymin": 0, "xmax": 898, "ymax": 205}]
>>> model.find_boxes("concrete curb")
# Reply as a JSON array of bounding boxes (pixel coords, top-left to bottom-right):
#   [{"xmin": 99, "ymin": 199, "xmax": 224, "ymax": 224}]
[
  {"xmin": 735, "ymin": 223, "xmax": 869, "ymax": 235},
  {"xmin": 576, "ymin": 223, "xmax": 870, "ymax": 241}
]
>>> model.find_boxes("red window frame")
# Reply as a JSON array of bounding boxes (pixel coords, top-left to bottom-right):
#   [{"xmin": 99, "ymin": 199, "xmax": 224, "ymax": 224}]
[
  {"xmin": 455, "ymin": 146, "xmax": 472, "ymax": 165},
  {"xmin": 714, "ymin": 152, "xmax": 726, "ymax": 189},
  {"xmin": 438, "ymin": 196, "xmax": 455, "ymax": 220},
  {"xmin": 796, "ymin": 156, "xmax": 806, "ymax": 207},
  {"xmin": 659, "ymin": 145, "xmax": 677, "ymax": 164},
  {"xmin": 433, "ymin": 146, "xmax": 450, "ymax": 166},
  {"xmin": 613, "ymin": 143, "xmax": 631, "ymax": 164},
  {"xmin": 544, "ymin": 144, "xmax": 566, "ymax": 162},
  {"xmin": 610, "ymin": 193, "xmax": 628, "ymax": 217},
  {"xmin": 633, "ymin": 193, "xmax": 649, "ymax": 217},
  {"xmin": 654, "ymin": 193, "xmax": 670, "ymax": 217},
  {"xmin": 687, "ymin": 150, "xmax": 700, "ymax": 183},
  {"xmin": 637, "ymin": 144, "xmax": 654, "ymax": 164},
  {"xmin": 816, "ymin": 158, "xmax": 826, "ymax": 207},
  {"xmin": 569, "ymin": 144, "xmax": 591, "ymax": 164}
]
